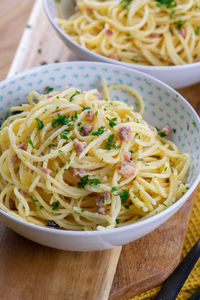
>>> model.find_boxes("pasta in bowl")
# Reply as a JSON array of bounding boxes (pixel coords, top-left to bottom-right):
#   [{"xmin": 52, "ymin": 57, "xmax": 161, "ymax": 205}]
[
  {"xmin": 0, "ymin": 62, "xmax": 199, "ymax": 250},
  {"xmin": 44, "ymin": 0, "xmax": 200, "ymax": 88}
]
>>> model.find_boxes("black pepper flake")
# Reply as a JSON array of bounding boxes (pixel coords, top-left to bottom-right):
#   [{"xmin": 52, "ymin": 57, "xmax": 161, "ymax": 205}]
[{"xmin": 47, "ymin": 220, "xmax": 59, "ymax": 228}]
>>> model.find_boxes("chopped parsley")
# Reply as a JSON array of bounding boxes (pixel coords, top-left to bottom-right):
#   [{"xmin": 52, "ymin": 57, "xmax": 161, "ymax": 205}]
[
  {"xmin": 118, "ymin": 189, "xmax": 129, "ymax": 204},
  {"xmin": 111, "ymin": 186, "xmax": 118, "ymax": 193},
  {"xmin": 77, "ymin": 175, "xmax": 100, "ymax": 188},
  {"xmin": 52, "ymin": 114, "xmax": 70, "ymax": 128},
  {"xmin": 95, "ymin": 111, "xmax": 98, "ymax": 116},
  {"xmin": 40, "ymin": 205, "xmax": 44, "ymax": 210},
  {"xmin": 58, "ymin": 150, "xmax": 63, "ymax": 153},
  {"xmin": 61, "ymin": 129, "xmax": 70, "ymax": 140},
  {"xmin": 125, "ymin": 33, "xmax": 131, "ymax": 37},
  {"xmin": 106, "ymin": 117, "xmax": 117, "ymax": 128},
  {"xmin": 116, "ymin": 218, "xmax": 121, "ymax": 224},
  {"xmin": 173, "ymin": 128, "xmax": 176, "ymax": 133},
  {"xmin": 69, "ymin": 91, "xmax": 80, "ymax": 102},
  {"xmin": 71, "ymin": 112, "xmax": 78, "ymax": 120},
  {"xmin": 159, "ymin": 131, "xmax": 167, "ymax": 137},
  {"xmin": 169, "ymin": 10, "xmax": 175, "ymax": 19},
  {"xmin": 82, "ymin": 106, "xmax": 91, "ymax": 111},
  {"xmin": 30, "ymin": 196, "xmax": 38, "ymax": 203},
  {"xmin": 37, "ymin": 48, "xmax": 42, "ymax": 54},
  {"xmin": 48, "ymin": 144, "xmax": 56, "ymax": 148},
  {"xmin": 44, "ymin": 86, "xmax": 54, "ymax": 94},
  {"xmin": 130, "ymin": 150, "xmax": 134, "ymax": 154},
  {"xmin": 137, "ymin": 158, "xmax": 143, "ymax": 161},
  {"xmin": 177, "ymin": 20, "xmax": 186, "ymax": 30},
  {"xmin": 155, "ymin": 0, "xmax": 176, "ymax": 9},
  {"xmin": 91, "ymin": 126, "xmax": 106, "ymax": 136},
  {"xmin": 105, "ymin": 134, "xmax": 114, "ymax": 150},
  {"xmin": 162, "ymin": 203, "xmax": 167, "ymax": 207},
  {"xmin": 89, "ymin": 178, "xmax": 100, "ymax": 186},
  {"xmin": 28, "ymin": 136, "xmax": 34, "ymax": 148},
  {"xmin": 40, "ymin": 61, "xmax": 47, "ymax": 65},
  {"xmin": 195, "ymin": 26, "xmax": 200, "ymax": 36},
  {"xmin": 35, "ymin": 118, "xmax": 44, "ymax": 130},
  {"xmin": 120, "ymin": 0, "xmax": 131, "ymax": 9},
  {"xmin": 51, "ymin": 201, "xmax": 60, "ymax": 211},
  {"xmin": 164, "ymin": 166, "xmax": 168, "ymax": 171}
]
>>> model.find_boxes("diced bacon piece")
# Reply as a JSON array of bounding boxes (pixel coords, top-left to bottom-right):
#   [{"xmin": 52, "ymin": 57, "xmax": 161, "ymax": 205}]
[
  {"xmin": 105, "ymin": 29, "xmax": 113, "ymax": 36},
  {"xmin": 118, "ymin": 126, "xmax": 131, "ymax": 141},
  {"xmin": 71, "ymin": 168, "xmax": 85, "ymax": 177},
  {"xmin": 10, "ymin": 200, "xmax": 16, "ymax": 210},
  {"xmin": 103, "ymin": 192, "xmax": 111, "ymax": 202},
  {"xmin": 86, "ymin": 7, "xmax": 93, "ymax": 13},
  {"xmin": 109, "ymin": 54, "xmax": 118, "ymax": 60},
  {"xmin": 149, "ymin": 33, "xmax": 161, "ymax": 38},
  {"xmin": 20, "ymin": 191, "xmax": 28, "ymax": 198},
  {"xmin": 81, "ymin": 124, "xmax": 93, "ymax": 136},
  {"xmin": 96, "ymin": 192, "xmax": 111, "ymax": 209},
  {"xmin": 94, "ymin": 91, "xmax": 100, "ymax": 99},
  {"xmin": 11, "ymin": 156, "xmax": 17, "ymax": 164},
  {"xmin": 86, "ymin": 110, "xmax": 94, "ymax": 121},
  {"xmin": 179, "ymin": 28, "xmax": 186, "ymax": 38},
  {"xmin": 17, "ymin": 143, "xmax": 27, "ymax": 151},
  {"xmin": 124, "ymin": 152, "xmax": 131, "ymax": 162},
  {"xmin": 75, "ymin": 6, "xmax": 80, "ymax": 12},
  {"xmin": 40, "ymin": 167, "xmax": 52, "ymax": 175},
  {"xmin": 47, "ymin": 95, "xmax": 52, "ymax": 99},
  {"xmin": 98, "ymin": 207, "xmax": 106, "ymax": 215},
  {"xmin": 75, "ymin": 140, "xmax": 87, "ymax": 154},
  {"xmin": 160, "ymin": 125, "xmax": 172, "ymax": 136},
  {"xmin": 118, "ymin": 161, "xmax": 135, "ymax": 178}
]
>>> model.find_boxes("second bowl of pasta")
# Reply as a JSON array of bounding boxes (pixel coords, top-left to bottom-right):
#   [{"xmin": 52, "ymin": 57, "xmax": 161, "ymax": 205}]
[{"xmin": 44, "ymin": 0, "xmax": 200, "ymax": 88}]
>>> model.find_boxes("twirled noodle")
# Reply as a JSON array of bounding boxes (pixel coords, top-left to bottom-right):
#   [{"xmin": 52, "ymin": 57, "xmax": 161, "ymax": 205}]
[
  {"xmin": 55, "ymin": 0, "xmax": 200, "ymax": 65},
  {"xmin": 0, "ymin": 82, "xmax": 190, "ymax": 230}
]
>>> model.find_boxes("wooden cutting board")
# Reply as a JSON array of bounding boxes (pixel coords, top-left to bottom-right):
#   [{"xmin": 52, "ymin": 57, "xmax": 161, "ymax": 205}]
[{"xmin": 0, "ymin": 1, "xmax": 199, "ymax": 299}]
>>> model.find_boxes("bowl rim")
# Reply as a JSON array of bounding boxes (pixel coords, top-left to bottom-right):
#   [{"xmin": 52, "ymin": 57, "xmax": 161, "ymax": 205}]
[
  {"xmin": 0, "ymin": 61, "xmax": 200, "ymax": 236},
  {"xmin": 43, "ymin": 0, "xmax": 200, "ymax": 71}
]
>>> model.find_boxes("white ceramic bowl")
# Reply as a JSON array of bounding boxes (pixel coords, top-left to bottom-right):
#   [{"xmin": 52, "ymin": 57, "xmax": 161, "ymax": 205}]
[
  {"xmin": 44, "ymin": 0, "xmax": 200, "ymax": 89},
  {"xmin": 0, "ymin": 62, "xmax": 199, "ymax": 251}
]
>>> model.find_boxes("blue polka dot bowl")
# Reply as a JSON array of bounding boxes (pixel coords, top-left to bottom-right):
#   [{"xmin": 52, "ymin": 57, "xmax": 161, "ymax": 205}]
[{"xmin": 0, "ymin": 62, "xmax": 199, "ymax": 251}]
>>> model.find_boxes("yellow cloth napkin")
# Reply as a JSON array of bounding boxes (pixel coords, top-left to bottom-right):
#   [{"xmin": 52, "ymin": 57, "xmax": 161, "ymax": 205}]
[{"xmin": 131, "ymin": 185, "xmax": 200, "ymax": 300}]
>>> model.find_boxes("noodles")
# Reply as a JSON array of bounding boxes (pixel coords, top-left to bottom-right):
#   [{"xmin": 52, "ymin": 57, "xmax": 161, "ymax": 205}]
[
  {"xmin": 0, "ymin": 82, "xmax": 190, "ymax": 230},
  {"xmin": 55, "ymin": 0, "xmax": 200, "ymax": 66}
]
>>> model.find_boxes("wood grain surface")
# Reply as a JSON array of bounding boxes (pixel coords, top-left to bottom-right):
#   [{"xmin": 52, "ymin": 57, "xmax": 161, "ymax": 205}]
[
  {"xmin": 0, "ymin": 0, "xmax": 199, "ymax": 299},
  {"xmin": 0, "ymin": 0, "xmax": 34, "ymax": 80}
]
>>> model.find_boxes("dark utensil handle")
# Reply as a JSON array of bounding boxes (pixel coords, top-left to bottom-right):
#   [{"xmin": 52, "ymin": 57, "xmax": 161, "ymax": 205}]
[
  {"xmin": 154, "ymin": 239, "xmax": 200, "ymax": 300},
  {"xmin": 188, "ymin": 289, "xmax": 200, "ymax": 300}
]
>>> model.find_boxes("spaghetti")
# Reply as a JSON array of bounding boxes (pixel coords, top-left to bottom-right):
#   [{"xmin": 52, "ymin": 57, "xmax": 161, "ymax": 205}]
[
  {"xmin": 55, "ymin": 0, "xmax": 200, "ymax": 66},
  {"xmin": 0, "ymin": 82, "xmax": 190, "ymax": 230}
]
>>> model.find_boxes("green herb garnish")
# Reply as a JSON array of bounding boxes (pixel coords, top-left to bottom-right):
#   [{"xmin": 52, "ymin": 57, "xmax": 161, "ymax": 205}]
[
  {"xmin": 28, "ymin": 136, "xmax": 34, "ymax": 148},
  {"xmin": 69, "ymin": 91, "xmax": 80, "ymax": 102},
  {"xmin": 91, "ymin": 126, "xmax": 106, "ymax": 136},
  {"xmin": 35, "ymin": 118, "xmax": 44, "ymax": 130},
  {"xmin": 106, "ymin": 117, "xmax": 117, "ymax": 128},
  {"xmin": 105, "ymin": 134, "xmax": 114, "ymax": 150},
  {"xmin": 120, "ymin": 0, "xmax": 131, "ymax": 9},
  {"xmin": 44, "ymin": 86, "xmax": 54, "ymax": 94},
  {"xmin": 61, "ymin": 129, "xmax": 70, "ymax": 140},
  {"xmin": 51, "ymin": 201, "xmax": 60, "ymax": 211},
  {"xmin": 195, "ymin": 26, "xmax": 200, "ymax": 36},
  {"xmin": 155, "ymin": 0, "xmax": 176, "ymax": 9},
  {"xmin": 116, "ymin": 218, "xmax": 121, "ymax": 224},
  {"xmin": 52, "ymin": 114, "xmax": 70, "ymax": 128},
  {"xmin": 118, "ymin": 190, "xmax": 129, "ymax": 204},
  {"xmin": 177, "ymin": 20, "xmax": 186, "ymax": 30}
]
